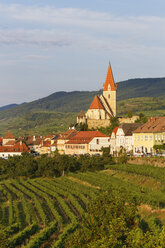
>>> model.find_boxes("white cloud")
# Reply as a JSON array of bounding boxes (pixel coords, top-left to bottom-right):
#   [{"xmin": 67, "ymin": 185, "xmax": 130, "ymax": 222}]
[{"xmin": 0, "ymin": 3, "xmax": 164, "ymax": 53}]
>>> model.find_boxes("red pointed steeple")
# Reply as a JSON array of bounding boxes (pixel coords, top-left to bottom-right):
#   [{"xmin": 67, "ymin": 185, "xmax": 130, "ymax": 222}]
[{"xmin": 103, "ymin": 63, "xmax": 117, "ymax": 91}]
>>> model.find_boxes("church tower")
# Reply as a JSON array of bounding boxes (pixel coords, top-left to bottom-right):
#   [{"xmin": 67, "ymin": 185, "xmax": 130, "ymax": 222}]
[{"xmin": 103, "ymin": 63, "xmax": 117, "ymax": 116}]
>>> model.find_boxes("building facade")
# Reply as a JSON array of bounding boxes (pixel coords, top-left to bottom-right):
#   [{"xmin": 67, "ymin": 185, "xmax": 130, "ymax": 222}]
[
  {"xmin": 110, "ymin": 123, "xmax": 141, "ymax": 155},
  {"xmin": 133, "ymin": 117, "xmax": 165, "ymax": 155},
  {"xmin": 65, "ymin": 131, "xmax": 110, "ymax": 155},
  {"xmin": 77, "ymin": 63, "xmax": 117, "ymax": 129}
]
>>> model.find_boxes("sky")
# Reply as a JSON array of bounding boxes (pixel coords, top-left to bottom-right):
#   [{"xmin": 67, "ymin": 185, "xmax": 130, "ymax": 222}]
[{"xmin": 0, "ymin": 0, "xmax": 165, "ymax": 106}]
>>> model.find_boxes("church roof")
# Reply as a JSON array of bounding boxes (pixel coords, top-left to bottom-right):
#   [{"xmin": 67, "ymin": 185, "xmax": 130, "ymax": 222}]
[
  {"xmin": 89, "ymin": 96, "xmax": 104, "ymax": 110},
  {"xmin": 103, "ymin": 63, "xmax": 117, "ymax": 91}
]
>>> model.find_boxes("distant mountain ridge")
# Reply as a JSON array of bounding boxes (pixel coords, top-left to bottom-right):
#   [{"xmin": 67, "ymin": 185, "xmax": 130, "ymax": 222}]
[
  {"xmin": 0, "ymin": 77, "xmax": 164, "ymax": 136},
  {"xmin": 0, "ymin": 77, "xmax": 165, "ymax": 118}
]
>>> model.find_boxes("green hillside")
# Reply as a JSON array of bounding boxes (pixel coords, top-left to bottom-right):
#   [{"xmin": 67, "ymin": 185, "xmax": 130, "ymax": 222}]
[
  {"xmin": 0, "ymin": 77, "xmax": 165, "ymax": 136},
  {"xmin": 0, "ymin": 96, "xmax": 164, "ymax": 137}
]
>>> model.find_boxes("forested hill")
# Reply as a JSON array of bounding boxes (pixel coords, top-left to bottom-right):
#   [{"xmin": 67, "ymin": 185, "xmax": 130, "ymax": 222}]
[
  {"xmin": 0, "ymin": 77, "xmax": 165, "ymax": 118},
  {"xmin": 0, "ymin": 104, "xmax": 18, "ymax": 111}
]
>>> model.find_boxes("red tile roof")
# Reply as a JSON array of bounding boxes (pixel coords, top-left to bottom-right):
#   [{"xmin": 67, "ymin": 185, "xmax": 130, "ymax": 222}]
[
  {"xmin": 103, "ymin": 63, "xmax": 117, "ymax": 91},
  {"xmin": 3, "ymin": 131, "xmax": 15, "ymax": 139},
  {"xmin": 58, "ymin": 129, "xmax": 78, "ymax": 140},
  {"xmin": 66, "ymin": 131, "xmax": 108, "ymax": 144},
  {"xmin": 89, "ymin": 96, "xmax": 104, "ymax": 110},
  {"xmin": 111, "ymin": 127, "xmax": 119, "ymax": 136},
  {"xmin": 42, "ymin": 141, "xmax": 51, "ymax": 147},
  {"xmin": 0, "ymin": 142, "xmax": 29, "ymax": 153},
  {"xmin": 133, "ymin": 117, "xmax": 165, "ymax": 133}
]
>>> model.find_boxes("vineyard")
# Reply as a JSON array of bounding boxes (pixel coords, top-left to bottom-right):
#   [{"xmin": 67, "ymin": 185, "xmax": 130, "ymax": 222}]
[{"xmin": 0, "ymin": 163, "xmax": 165, "ymax": 247}]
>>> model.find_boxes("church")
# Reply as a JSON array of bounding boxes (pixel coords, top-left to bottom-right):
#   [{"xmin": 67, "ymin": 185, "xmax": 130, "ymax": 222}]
[{"xmin": 77, "ymin": 63, "xmax": 117, "ymax": 129}]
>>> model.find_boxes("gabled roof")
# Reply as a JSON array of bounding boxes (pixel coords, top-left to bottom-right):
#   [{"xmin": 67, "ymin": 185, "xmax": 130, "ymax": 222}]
[
  {"xmin": 26, "ymin": 136, "xmax": 43, "ymax": 146},
  {"xmin": 58, "ymin": 129, "xmax": 78, "ymax": 140},
  {"xmin": 89, "ymin": 96, "xmax": 104, "ymax": 110},
  {"xmin": 77, "ymin": 111, "xmax": 86, "ymax": 118},
  {"xmin": 66, "ymin": 131, "xmax": 108, "ymax": 144},
  {"xmin": 133, "ymin": 117, "xmax": 165, "ymax": 133},
  {"xmin": 118, "ymin": 123, "xmax": 142, "ymax": 136},
  {"xmin": 111, "ymin": 127, "xmax": 119, "ymax": 137},
  {"xmin": 103, "ymin": 63, "xmax": 117, "ymax": 91},
  {"xmin": 3, "ymin": 131, "xmax": 15, "ymax": 139},
  {"xmin": 0, "ymin": 142, "xmax": 29, "ymax": 153}
]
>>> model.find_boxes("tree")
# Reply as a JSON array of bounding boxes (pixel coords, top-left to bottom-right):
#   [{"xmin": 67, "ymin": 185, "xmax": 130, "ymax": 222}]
[
  {"xmin": 65, "ymin": 191, "xmax": 165, "ymax": 248},
  {"xmin": 127, "ymin": 111, "xmax": 133, "ymax": 118},
  {"xmin": 135, "ymin": 113, "xmax": 148, "ymax": 124}
]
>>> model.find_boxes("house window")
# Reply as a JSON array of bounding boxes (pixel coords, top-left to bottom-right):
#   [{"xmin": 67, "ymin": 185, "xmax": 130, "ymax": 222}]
[
  {"xmin": 141, "ymin": 135, "xmax": 143, "ymax": 141},
  {"xmin": 149, "ymin": 136, "xmax": 152, "ymax": 141},
  {"xmin": 155, "ymin": 135, "xmax": 157, "ymax": 141},
  {"xmin": 145, "ymin": 135, "xmax": 148, "ymax": 141},
  {"xmin": 96, "ymin": 139, "xmax": 99, "ymax": 144}
]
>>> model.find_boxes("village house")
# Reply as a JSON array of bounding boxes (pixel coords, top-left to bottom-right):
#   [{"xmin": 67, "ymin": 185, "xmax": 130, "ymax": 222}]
[
  {"xmin": 2, "ymin": 131, "xmax": 16, "ymax": 146},
  {"xmin": 65, "ymin": 131, "xmax": 110, "ymax": 156},
  {"xmin": 0, "ymin": 131, "xmax": 29, "ymax": 159},
  {"xmin": 133, "ymin": 117, "xmax": 165, "ymax": 155},
  {"xmin": 40, "ymin": 140, "xmax": 51, "ymax": 155},
  {"xmin": 110, "ymin": 123, "xmax": 142, "ymax": 155},
  {"xmin": 26, "ymin": 135, "xmax": 43, "ymax": 154},
  {"xmin": 109, "ymin": 126, "xmax": 119, "ymax": 155},
  {"xmin": 56, "ymin": 129, "xmax": 78, "ymax": 154}
]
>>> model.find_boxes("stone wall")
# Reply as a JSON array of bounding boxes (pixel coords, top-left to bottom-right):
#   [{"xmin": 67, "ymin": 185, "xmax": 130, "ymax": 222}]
[
  {"xmin": 87, "ymin": 119, "xmax": 110, "ymax": 129},
  {"xmin": 118, "ymin": 116, "xmax": 139, "ymax": 124}
]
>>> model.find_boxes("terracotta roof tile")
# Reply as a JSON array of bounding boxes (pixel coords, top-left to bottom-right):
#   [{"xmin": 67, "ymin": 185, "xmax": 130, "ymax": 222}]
[
  {"xmin": 3, "ymin": 131, "xmax": 15, "ymax": 139},
  {"xmin": 58, "ymin": 129, "xmax": 78, "ymax": 140},
  {"xmin": 66, "ymin": 131, "xmax": 108, "ymax": 144},
  {"xmin": 89, "ymin": 96, "xmax": 104, "ymax": 110},
  {"xmin": 133, "ymin": 117, "xmax": 165, "ymax": 133},
  {"xmin": 0, "ymin": 142, "xmax": 29, "ymax": 153}
]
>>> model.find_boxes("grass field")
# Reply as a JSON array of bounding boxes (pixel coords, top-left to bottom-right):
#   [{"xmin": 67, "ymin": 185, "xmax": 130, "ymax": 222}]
[{"xmin": 0, "ymin": 163, "xmax": 165, "ymax": 247}]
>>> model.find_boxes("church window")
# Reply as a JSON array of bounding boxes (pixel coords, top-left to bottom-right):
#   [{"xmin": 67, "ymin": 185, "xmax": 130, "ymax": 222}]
[
  {"xmin": 108, "ymin": 94, "xmax": 110, "ymax": 99},
  {"xmin": 108, "ymin": 84, "xmax": 111, "ymax": 90}
]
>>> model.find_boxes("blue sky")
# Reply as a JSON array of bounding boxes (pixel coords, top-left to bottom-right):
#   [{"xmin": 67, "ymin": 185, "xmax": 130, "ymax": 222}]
[{"xmin": 0, "ymin": 0, "xmax": 165, "ymax": 106}]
